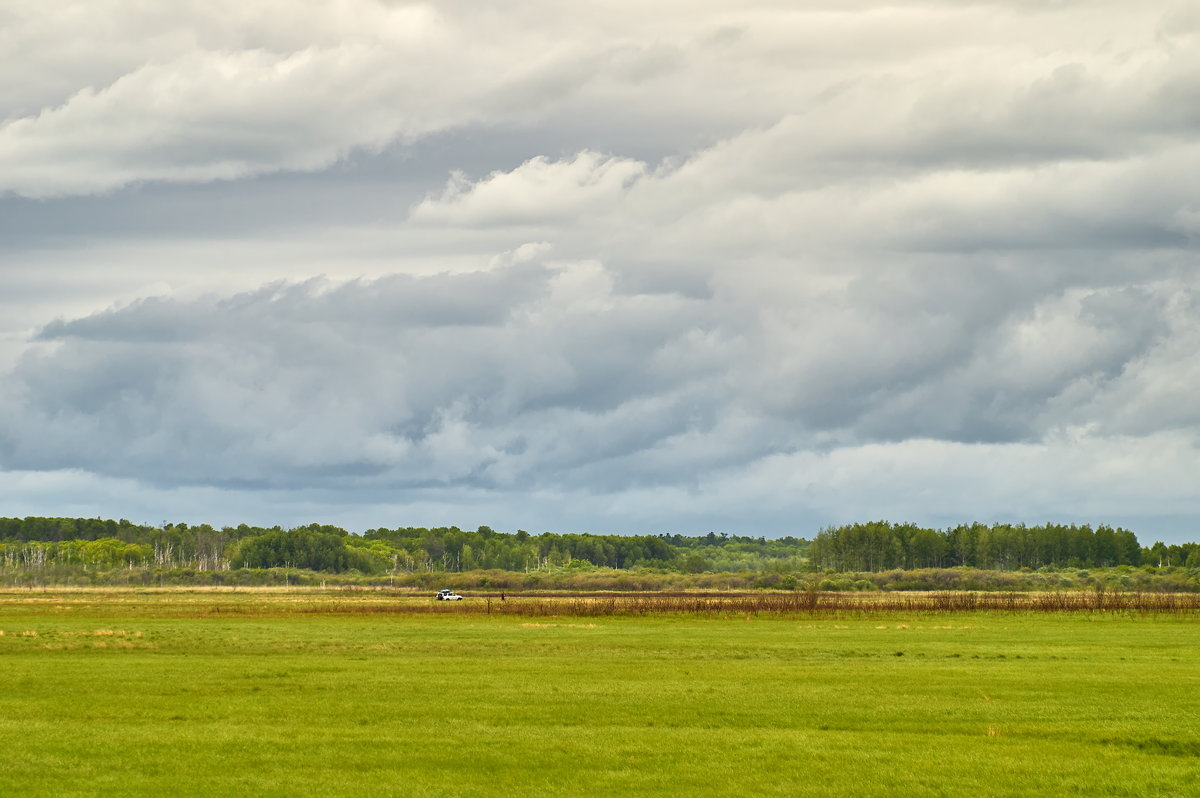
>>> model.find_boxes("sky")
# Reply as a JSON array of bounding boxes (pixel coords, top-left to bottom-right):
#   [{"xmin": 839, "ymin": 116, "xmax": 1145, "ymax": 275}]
[{"xmin": 2, "ymin": 1, "xmax": 1199, "ymax": 543}]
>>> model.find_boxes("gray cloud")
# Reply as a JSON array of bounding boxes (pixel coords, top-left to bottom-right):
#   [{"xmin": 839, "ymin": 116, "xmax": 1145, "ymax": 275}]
[
  {"xmin": 4, "ymin": 261, "xmax": 1196, "ymax": 505},
  {"xmin": 3, "ymin": 265, "xmax": 727, "ymax": 490}
]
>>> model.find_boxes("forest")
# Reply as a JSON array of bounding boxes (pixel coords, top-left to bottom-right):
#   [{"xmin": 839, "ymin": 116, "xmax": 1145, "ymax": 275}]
[
  {"xmin": 805, "ymin": 521, "xmax": 1188, "ymax": 571},
  {"xmin": 1, "ymin": 517, "xmax": 1198, "ymax": 587},
  {"xmin": 0, "ymin": 517, "xmax": 807, "ymax": 577}
]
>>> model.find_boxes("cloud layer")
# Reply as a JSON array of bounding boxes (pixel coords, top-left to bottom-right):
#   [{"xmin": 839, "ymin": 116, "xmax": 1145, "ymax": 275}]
[
  {"xmin": 3, "ymin": 1, "xmax": 1200, "ymax": 539},
  {"xmin": 5, "ymin": 255, "xmax": 1199, "ymax": 533}
]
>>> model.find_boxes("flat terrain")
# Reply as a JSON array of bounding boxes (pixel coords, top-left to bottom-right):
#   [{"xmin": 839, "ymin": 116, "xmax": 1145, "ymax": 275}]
[{"xmin": 0, "ymin": 589, "xmax": 1197, "ymax": 797}]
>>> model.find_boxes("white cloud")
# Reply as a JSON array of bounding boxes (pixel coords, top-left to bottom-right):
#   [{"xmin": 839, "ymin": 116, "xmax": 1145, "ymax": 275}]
[
  {"xmin": 413, "ymin": 152, "xmax": 646, "ymax": 226},
  {"xmin": 5, "ymin": 1, "xmax": 1194, "ymax": 198}
]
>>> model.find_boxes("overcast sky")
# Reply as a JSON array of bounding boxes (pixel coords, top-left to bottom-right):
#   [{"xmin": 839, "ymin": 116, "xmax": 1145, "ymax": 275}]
[{"xmin": 3, "ymin": 1, "xmax": 1199, "ymax": 543}]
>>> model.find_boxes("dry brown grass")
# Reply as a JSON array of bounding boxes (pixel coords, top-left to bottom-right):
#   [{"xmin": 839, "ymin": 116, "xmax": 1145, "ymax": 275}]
[
  {"xmin": 1, "ymin": 586, "xmax": 1197, "ymax": 618},
  {"xmin": 276, "ymin": 589, "xmax": 1200, "ymax": 617}
]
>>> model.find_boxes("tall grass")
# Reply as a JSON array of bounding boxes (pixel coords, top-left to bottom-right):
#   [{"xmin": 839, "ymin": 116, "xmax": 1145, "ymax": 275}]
[
  {"xmin": 306, "ymin": 589, "xmax": 1200, "ymax": 617},
  {"xmin": 491, "ymin": 590, "xmax": 1200, "ymax": 616}
]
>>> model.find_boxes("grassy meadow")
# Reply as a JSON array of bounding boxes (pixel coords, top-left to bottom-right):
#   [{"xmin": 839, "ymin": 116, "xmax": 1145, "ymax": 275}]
[{"xmin": 0, "ymin": 589, "xmax": 1197, "ymax": 797}]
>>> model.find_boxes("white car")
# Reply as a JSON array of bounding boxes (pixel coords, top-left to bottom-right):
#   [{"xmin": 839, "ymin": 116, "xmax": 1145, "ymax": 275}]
[{"xmin": 435, "ymin": 589, "xmax": 464, "ymax": 601}]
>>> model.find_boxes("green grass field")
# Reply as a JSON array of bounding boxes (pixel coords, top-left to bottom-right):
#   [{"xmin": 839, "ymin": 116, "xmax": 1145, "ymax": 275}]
[{"xmin": 0, "ymin": 589, "xmax": 1197, "ymax": 797}]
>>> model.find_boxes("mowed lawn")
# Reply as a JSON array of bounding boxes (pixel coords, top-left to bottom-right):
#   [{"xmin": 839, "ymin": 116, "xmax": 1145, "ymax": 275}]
[{"xmin": 0, "ymin": 591, "xmax": 1197, "ymax": 797}]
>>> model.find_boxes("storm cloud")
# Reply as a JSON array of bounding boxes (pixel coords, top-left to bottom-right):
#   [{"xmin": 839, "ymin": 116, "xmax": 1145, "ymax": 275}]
[{"xmin": 2, "ymin": 1, "xmax": 1199, "ymax": 539}]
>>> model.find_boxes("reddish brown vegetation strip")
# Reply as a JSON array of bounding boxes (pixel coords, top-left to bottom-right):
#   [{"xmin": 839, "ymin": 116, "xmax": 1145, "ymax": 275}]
[{"xmin": 303, "ymin": 591, "xmax": 1200, "ymax": 616}]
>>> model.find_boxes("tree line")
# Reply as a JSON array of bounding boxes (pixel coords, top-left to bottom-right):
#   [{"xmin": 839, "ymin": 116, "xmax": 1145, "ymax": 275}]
[
  {"xmin": 0, "ymin": 517, "xmax": 809, "ymax": 576},
  {"xmin": 809, "ymin": 521, "xmax": 1200, "ymax": 571},
  {"xmin": 1, "ymin": 516, "xmax": 1197, "ymax": 577}
]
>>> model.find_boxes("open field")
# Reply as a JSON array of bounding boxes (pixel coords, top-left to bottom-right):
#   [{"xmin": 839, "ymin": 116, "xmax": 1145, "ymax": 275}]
[{"xmin": 1, "ymin": 589, "xmax": 1198, "ymax": 796}]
